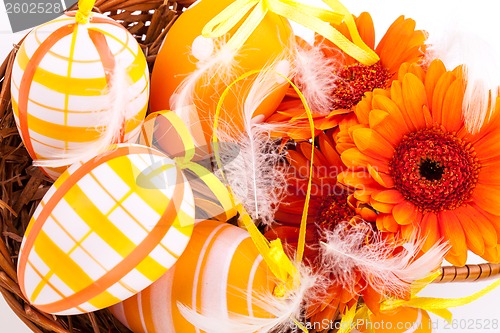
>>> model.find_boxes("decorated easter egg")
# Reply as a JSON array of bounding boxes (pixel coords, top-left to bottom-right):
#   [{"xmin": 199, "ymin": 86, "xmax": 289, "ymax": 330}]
[
  {"xmin": 110, "ymin": 220, "xmax": 276, "ymax": 333},
  {"xmin": 17, "ymin": 144, "xmax": 195, "ymax": 315},
  {"xmin": 10, "ymin": 11, "xmax": 149, "ymax": 179},
  {"xmin": 359, "ymin": 307, "xmax": 433, "ymax": 333},
  {"xmin": 150, "ymin": 0, "xmax": 293, "ymax": 150}
]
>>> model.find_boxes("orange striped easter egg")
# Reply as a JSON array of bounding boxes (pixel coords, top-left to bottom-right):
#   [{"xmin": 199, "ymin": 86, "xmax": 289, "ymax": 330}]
[
  {"xmin": 150, "ymin": 0, "xmax": 293, "ymax": 151},
  {"xmin": 359, "ymin": 307, "xmax": 433, "ymax": 333},
  {"xmin": 17, "ymin": 144, "xmax": 195, "ymax": 315},
  {"xmin": 10, "ymin": 11, "xmax": 149, "ymax": 179},
  {"xmin": 110, "ymin": 220, "xmax": 277, "ymax": 333}
]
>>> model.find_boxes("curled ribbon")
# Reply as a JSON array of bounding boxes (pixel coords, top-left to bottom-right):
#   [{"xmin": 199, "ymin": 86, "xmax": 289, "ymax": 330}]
[
  {"xmin": 381, "ymin": 277, "xmax": 500, "ymax": 322},
  {"xmin": 351, "ymin": 270, "xmax": 500, "ymax": 330},
  {"xmin": 202, "ymin": 0, "xmax": 380, "ymax": 65},
  {"xmin": 75, "ymin": 0, "xmax": 95, "ymax": 24}
]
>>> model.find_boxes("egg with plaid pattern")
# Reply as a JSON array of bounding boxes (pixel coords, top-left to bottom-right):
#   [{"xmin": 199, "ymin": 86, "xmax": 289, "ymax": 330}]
[
  {"xmin": 17, "ymin": 144, "xmax": 195, "ymax": 315},
  {"xmin": 10, "ymin": 11, "xmax": 149, "ymax": 180}
]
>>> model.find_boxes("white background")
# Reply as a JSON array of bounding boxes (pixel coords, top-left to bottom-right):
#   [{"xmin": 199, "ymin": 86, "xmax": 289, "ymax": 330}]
[{"xmin": 1, "ymin": 0, "xmax": 500, "ymax": 332}]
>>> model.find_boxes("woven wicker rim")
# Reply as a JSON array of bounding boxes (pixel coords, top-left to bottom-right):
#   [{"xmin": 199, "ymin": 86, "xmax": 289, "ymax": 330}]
[{"xmin": 0, "ymin": 1, "xmax": 499, "ymax": 332}]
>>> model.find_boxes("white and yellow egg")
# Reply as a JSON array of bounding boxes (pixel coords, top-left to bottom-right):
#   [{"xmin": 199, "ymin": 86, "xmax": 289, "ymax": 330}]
[
  {"xmin": 17, "ymin": 144, "xmax": 195, "ymax": 315},
  {"xmin": 11, "ymin": 11, "xmax": 149, "ymax": 179}
]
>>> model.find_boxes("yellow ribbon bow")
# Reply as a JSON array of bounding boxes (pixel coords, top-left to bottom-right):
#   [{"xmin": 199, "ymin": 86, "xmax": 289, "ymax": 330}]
[
  {"xmin": 202, "ymin": 0, "xmax": 380, "ymax": 65},
  {"xmin": 76, "ymin": 0, "xmax": 95, "ymax": 24},
  {"xmin": 139, "ymin": 110, "xmax": 238, "ymax": 224}
]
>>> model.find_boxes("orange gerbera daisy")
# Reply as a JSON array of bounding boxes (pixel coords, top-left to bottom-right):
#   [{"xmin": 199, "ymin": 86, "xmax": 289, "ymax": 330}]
[
  {"xmin": 265, "ymin": 130, "xmax": 380, "ymax": 328},
  {"xmin": 338, "ymin": 59, "xmax": 500, "ymax": 266},
  {"xmin": 265, "ymin": 12, "xmax": 427, "ymax": 140}
]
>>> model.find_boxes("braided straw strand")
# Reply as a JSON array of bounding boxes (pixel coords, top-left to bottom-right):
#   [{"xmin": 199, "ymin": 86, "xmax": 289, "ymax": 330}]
[{"xmin": 434, "ymin": 263, "xmax": 500, "ymax": 283}]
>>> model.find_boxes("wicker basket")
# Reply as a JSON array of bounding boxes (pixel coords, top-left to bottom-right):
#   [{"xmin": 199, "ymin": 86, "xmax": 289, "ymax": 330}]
[{"xmin": 0, "ymin": 1, "xmax": 499, "ymax": 332}]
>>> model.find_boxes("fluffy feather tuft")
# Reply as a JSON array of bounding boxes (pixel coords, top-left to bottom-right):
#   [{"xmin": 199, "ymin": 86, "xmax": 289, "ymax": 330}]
[
  {"xmin": 170, "ymin": 36, "xmax": 239, "ymax": 146},
  {"xmin": 178, "ymin": 264, "xmax": 318, "ymax": 333},
  {"xmin": 320, "ymin": 220, "xmax": 450, "ymax": 297},
  {"xmin": 291, "ymin": 41, "xmax": 340, "ymax": 114},
  {"xmin": 33, "ymin": 61, "xmax": 131, "ymax": 168},
  {"xmin": 426, "ymin": 27, "xmax": 500, "ymax": 134},
  {"xmin": 215, "ymin": 54, "xmax": 293, "ymax": 225}
]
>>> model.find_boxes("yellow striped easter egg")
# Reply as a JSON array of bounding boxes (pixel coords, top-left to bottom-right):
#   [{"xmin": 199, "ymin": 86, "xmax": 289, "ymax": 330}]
[
  {"xmin": 17, "ymin": 144, "xmax": 195, "ymax": 315},
  {"xmin": 110, "ymin": 220, "xmax": 277, "ymax": 333},
  {"xmin": 10, "ymin": 11, "xmax": 149, "ymax": 179}
]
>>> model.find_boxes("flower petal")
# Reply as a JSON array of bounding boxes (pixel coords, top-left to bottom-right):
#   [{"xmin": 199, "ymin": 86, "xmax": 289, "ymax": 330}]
[
  {"xmin": 341, "ymin": 148, "xmax": 389, "ymax": 173},
  {"xmin": 400, "ymin": 222, "xmax": 418, "ymax": 240},
  {"xmin": 468, "ymin": 203, "xmax": 499, "ymax": 248},
  {"xmin": 355, "ymin": 12, "xmax": 376, "ymax": 49},
  {"xmin": 369, "ymin": 109, "xmax": 407, "ymax": 147},
  {"xmin": 454, "ymin": 206, "xmax": 485, "ymax": 256},
  {"xmin": 287, "ymin": 150, "xmax": 309, "ymax": 171},
  {"xmin": 431, "ymin": 71, "xmax": 456, "ymax": 125},
  {"xmin": 402, "ymin": 73, "xmax": 428, "ymax": 129},
  {"xmin": 339, "ymin": 169, "xmax": 373, "ymax": 190},
  {"xmin": 419, "ymin": 212, "xmax": 441, "ymax": 252},
  {"xmin": 377, "ymin": 16, "xmax": 424, "ymax": 75},
  {"xmin": 353, "ymin": 128, "xmax": 395, "ymax": 160},
  {"xmin": 425, "ymin": 59, "xmax": 447, "ymax": 108},
  {"xmin": 438, "ymin": 210, "xmax": 468, "ymax": 265},
  {"xmin": 318, "ymin": 131, "xmax": 344, "ymax": 168},
  {"xmin": 362, "ymin": 284, "xmax": 383, "ymax": 315},
  {"xmin": 372, "ymin": 189, "xmax": 405, "ymax": 204},
  {"xmin": 368, "ymin": 165, "xmax": 394, "ymax": 188},
  {"xmin": 370, "ymin": 199, "xmax": 394, "ymax": 213},
  {"xmin": 441, "ymin": 78, "xmax": 465, "ymax": 133},
  {"xmin": 472, "ymin": 183, "xmax": 500, "ymax": 215},
  {"xmin": 473, "ymin": 131, "xmax": 500, "ymax": 164},
  {"xmin": 390, "ymin": 80, "xmax": 417, "ymax": 132},
  {"xmin": 392, "ymin": 200, "xmax": 418, "ymax": 225},
  {"xmin": 377, "ymin": 213, "xmax": 400, "ymax": 232},
  {"xmin": 482, "ymin": 245, "xmax": 500, "ymax": 263},
  {"xmin": 298, "ymin": 141, "xmax": 330, "ymax": 167}
]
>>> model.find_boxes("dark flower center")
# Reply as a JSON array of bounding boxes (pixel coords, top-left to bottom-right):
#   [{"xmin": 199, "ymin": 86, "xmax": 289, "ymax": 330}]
[
  {"xmin": 390, "ymin": 128, "xmax": 480, "ymax": 212},
  {"xmin": 316, "ymin": 191, "xmax": 354, "ymax": 230},
  {"xmin": 331, "ymin": 62, "xmax": 391, "ymax": 110},
  {"xmin": 419, "ymin": 158, "xmax": 444, "ymax": 181}
]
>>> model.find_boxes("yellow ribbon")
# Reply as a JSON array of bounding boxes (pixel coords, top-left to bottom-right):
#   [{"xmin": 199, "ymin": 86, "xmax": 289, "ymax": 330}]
[
  {"xmin": 210, "ymin": 67, "xmax": 315, "ymax": 312},
  {"xmin": 338, "ymin": 305, "xmax": 357, "ymax": 333},
  {"xmin": 76, "ymin": 0, "xmax": 95, "ymax": 24},
  {"xmin": 140, "ymin": 110, "xmax": 238, "ymax": 223},
  {"xmin": 202, "ymin": 0, "xmax": 379, "ymax": 65},
  {"xmin": 342, "ymin": 269, "xmax": 500, "ymax": 330},
  {"xmin": 381, "ymin": 278, "xmax": 500, "ymax": 322}
]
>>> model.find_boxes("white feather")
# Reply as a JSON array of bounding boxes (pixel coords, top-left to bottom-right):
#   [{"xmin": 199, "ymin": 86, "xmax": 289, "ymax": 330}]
[
  {"xmin": 291, "ymin": 41, "xmax": 340, "ymax": 114},
  {"xmin": 178, "ymin": 265, "xmax": 318, "ymax": 333},
  {"xmin": 33, "ymin": 61, "xmax": 131, "ymax": 168},
  {"xmin": 170, "ymin": 37, "xmax": 239, "ymax": 147},
  {"xmin": 215, "ymin": 54, "xmax": 294, "ymax": 225},
  {"xmin": 320, "ymin": 220, "xmax": 450, "ymax": 297},
  {"xmin": 426, "ymin": 27, "xmax": 500, "ymax": 134}
]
